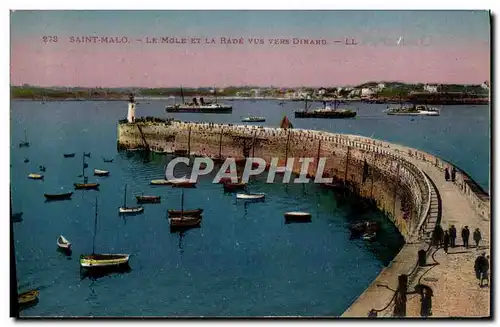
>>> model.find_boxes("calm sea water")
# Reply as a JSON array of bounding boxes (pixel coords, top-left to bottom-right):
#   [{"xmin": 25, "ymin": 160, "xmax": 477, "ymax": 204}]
[{"xmin": 11, "ymin": 99, "xmax": 489, "ymax": 317}]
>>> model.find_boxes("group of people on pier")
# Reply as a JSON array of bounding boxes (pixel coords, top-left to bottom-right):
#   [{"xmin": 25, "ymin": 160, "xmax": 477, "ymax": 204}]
[
  {"xmin": 432, "ymin": 225, "xmax": 483, "ymax": 252},
  {"xmin": 432, "ymin": 224, "xmax": 488, "ymax": 287}
]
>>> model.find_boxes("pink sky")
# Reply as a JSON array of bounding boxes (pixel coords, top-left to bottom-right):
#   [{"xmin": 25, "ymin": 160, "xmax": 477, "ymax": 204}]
[{"xmin": 11, "ymin": 40, "xmax": 490, "ymax": 87}]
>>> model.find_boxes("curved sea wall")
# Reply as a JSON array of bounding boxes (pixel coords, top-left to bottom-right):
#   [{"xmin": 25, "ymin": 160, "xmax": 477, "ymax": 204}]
[{"xmin": 117, "ymin": 120, "xmax": 490, "ymax": 316}]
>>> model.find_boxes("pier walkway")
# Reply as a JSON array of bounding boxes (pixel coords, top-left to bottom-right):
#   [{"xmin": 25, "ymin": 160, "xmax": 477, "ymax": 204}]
[{"xmin": 343, "ymin": 144, "xmax": 490, "ymax": 318}]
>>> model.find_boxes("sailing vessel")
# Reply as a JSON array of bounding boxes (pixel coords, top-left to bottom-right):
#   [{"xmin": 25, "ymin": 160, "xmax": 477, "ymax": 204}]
[
  {"xmin": 168, "ymin": 189, "xmax": 202, "ymax": 230},
  {"xmin": 80, "ymin": 198, "xmax": 130, "ymax": 269},
  {"xmin": 57, "ymin": 235, "xmax": 72, "ymax": 250},
  {"xmin": 119, "ymin": 185, "xmax": 144, "ymax": 214},
  {"xmin": 74, "ymin": 153, "xmax": 100, "ymax": 190},
  {"xmin": 136, "ymin": 195, "xmax": 161, "ymax": 204},
  {"xmin": 18, "ymin": 290, "xmax": 39, "ymax": 309},
  {"xmin": 94, "ymin": 169, "xmax": 110, "ymax": 176},
  {"xmin": 295, "ymin": 98, "xmax": 357, "ymax": 118},
  {"xmin": 19, "ymin": 129, "xmax": 30, "ymax": 148},
  {"xmin": 44, "ymin": 192, "xmax": 73, "ymax": 201},
  {"xmin": 166, "ymin": 86, "xmax": 232, "ymax": 113}
]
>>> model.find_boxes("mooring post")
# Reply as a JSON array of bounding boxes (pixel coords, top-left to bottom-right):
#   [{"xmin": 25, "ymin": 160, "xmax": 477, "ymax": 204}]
[{"xmin": 393, "ymin": 274, "xmax": 408, "ymax": 317}]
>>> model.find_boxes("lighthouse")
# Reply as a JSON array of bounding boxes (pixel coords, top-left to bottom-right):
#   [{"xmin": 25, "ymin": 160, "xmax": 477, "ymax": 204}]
[{"xmin": 127, "ymin": 94, "xmax": 136, "ymax": 123}]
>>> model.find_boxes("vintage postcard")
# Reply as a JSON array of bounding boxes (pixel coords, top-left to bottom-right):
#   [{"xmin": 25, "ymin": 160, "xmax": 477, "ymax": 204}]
[{"xmin": 10, "ymin": 10, "xmax": 490, "ymax": 318}]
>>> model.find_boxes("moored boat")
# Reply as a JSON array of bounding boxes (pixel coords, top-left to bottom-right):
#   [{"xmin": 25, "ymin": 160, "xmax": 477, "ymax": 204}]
[
  {"xmin": 167, "ymin": 208, "xmax": 203, "ymax": 217},
  {"xmin": 94, "ymin": 169, "xmax": 110, "ymax": 176},
  {"xmin": 44, "ymin": 192, "xmax": 73, "ymax": 201},
  {"xmin": 103, "ymin": 158, "xmax": 114, "ymax": 163},
  {"xmin": 57, "ymin": 235, "xmax": 72, "ymax": 250},
  {"xmin": 166, "ymin": 87, "xmax": 232, "ymax": 113},
  {"xmin": 150, "ymin": 179, "xmax": 171, "ymax": 185},
  {"xmin": 171, "ymin": 179, "xmax": 197, "ymax": 188},
  {"xmin": 12, "ymin": 212, "xmax": 23, "ymax": 222},
  {"xmin": 63, "ymin": 153, "xmax": 75, "ymax": 158},
  {"xmin": 81, "ymin": 198, "xmax": 130, "ymax": 269},
  {"xmin": 74, "ymin": 182, "xmax": 100, "ymax": 190},
  {"xmin": 119, "ymin": 185, "xmax": 144, "ymax": 214},
  {"xmin": 385, "ymin": 104, "xmax": 440, "ymax": 116},
  {"xmin": 241, "ymin": 116, "xmax": 266, "ymax": 123},
  {"xmin": 19, "ymin": 129, "xmax": 30, "ymax": 148},
  {"xmin": 18, "ymin": 290, "xmax": 39, "ymax": 306},
  {"xmin": 28, "ymin": 173, "xmax": 44, "ymax": 180},
  {"xmin": 284, "ymin": 211, "xmax": 312, "ymax": 223},
  {"xmin": 136, "ymin": 195, "xmax": 161, "ymax": 204},
  {"xmin": 236, "ymin": 193, "xmax": 265, "ymax": 200},
  {"xmin": 295, "ymin": 99, "xmax": 357, "ymax": 119},
  {"xmin": 362, "ymin": 232, "xmax": 377, "ymax": 241},
  {"xmin": 168, "ymin": 189, "xmax": 203, "ymax": 230}
]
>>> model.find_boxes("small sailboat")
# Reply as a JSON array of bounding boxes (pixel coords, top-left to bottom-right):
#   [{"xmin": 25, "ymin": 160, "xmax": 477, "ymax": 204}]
[
  {"xmin": 63, "ymin": 153, "xmax": 75, "ymax": 158},
  {"xmin": 167, "ymin": 208, "xmax": 203, "ymax": 217},
  {"xmin": 84, "ymin": 152, "xmax": 91, "ymax": 158},
  {"xmin": 150, "ymin": 179, "xmax": 171, "ymax": 185},
  {"xmin": 236, "ymin": 193, "xmax": 265, "ymax": 200},
  {"xmin": 284, "ymin": 212, "xmax": 312, "ymax": 223},
  {"xmin": 119, "ymin": 185, "xmax": 144, "ymax": 214},
  {"xmin": 80, "ymin": 198, "xmax": 130, "ymax": 269},
  {"xmin": 24, "ymin": 158, "xmax": 29, "ymax": 163},
  {"xmin": 28, "ymin": 173, "xmax": 44, "ymax": 180},
  {"xmin": 74, "ymin": 153, "xmax": 100, "ymax": 190},
  {"xmin": 39, "ymin": 165, "xmax": 46, "ymax": 172},
  {"xmin": 94, "ymin": 169, "xmax": 110, "ymax": 176},
  {"xmin": 44, "ymin": 192, "xmax": 73, "ymax": 201},
  {"xmin": 168, "ymin": 189, "xmax": 202, "ymax": 230},
  {"xmin": 57, "ymin": 235, "xmax": 72, "ymax": 250},
  {"xmin": 19, "ymin": 129, "xmax": 30, "ymax": 148},
  {"xmin": 136, "ymin": 195, "xmax": 161, "ymax": 204}
]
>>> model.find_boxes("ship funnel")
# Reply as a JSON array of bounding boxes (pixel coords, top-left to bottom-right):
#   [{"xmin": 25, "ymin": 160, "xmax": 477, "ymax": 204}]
[
  {"xmin": 193, "ymin": 97, "xmax": 198, "ymax": 106},
  {"xmin": 200, "ymin": 97, "xmax": 205, "ymax": 105}
]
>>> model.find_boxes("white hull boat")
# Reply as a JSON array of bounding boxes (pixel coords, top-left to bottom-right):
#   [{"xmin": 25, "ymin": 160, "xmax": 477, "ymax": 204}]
[
  {"xmin": 236, "ymin": 193, "xmax": 266, "ymax": 200},
  {"xmin": 119, "ymin": 206, "xmax": 144, "ymax": 214},
  {"xmin": 57, "ymin": 235, "xmax": 71, "ymax": 249}
]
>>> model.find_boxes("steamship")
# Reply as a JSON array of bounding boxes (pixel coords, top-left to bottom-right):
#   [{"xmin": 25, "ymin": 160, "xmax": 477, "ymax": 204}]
[
  {"xmin": 166, "ymin": 87, "xmax": 232, "ymax": 113},
  {"xmin": 295, "ymin": 99, "xmax": 357, "ymax": 119}
]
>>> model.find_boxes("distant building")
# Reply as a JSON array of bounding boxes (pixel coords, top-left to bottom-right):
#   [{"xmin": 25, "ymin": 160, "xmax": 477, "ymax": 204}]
[
  {"xmin": 481, "ymin": 81, "xmax": 490, "ymax": 89},
  {"xmin": 317, "ymin": 88, "xmax": 326, "ymax": 96},
  {"xmin": 424, "ymin": 84, "xmax": 439, "ymax": 93},
  {"xmin": 377, "ymin": 83, "xmax": 386, "ymax": 90},
  {"xmin": 361, "ymin": 88, "xmax": 375, "ymax": 97}
]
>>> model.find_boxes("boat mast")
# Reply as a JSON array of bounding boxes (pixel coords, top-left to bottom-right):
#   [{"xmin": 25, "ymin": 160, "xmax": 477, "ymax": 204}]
[
  {"xmin": 180, "ymin": 86, "xmax": 185, "ymax": 104},
  {"xmin": 304, "ymin": 96, "xmax": 308, "ymax": 112},
  {"xmin": 214, "ymin": 86, "xmax": 218, "ymax": 104},
  {"xmin": 123, "ymin": 184, "xmax": 127, "ymax": 208},
  {"xmin": 24, "ymin": 129, "xmax": 28, "ymax": 144},
  {"xmin": 92, "ymin": 197, "xmax": 98, "ymax": 255},
  {"xmin": 82, "ymin": 153, "xmax": 86, "ymax": 182}
]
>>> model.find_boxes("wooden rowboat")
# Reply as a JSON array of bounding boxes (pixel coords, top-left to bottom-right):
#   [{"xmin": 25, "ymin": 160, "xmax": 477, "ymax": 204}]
[
  {"xmin": 236, "ymin": 193, "xmax": 265, "ymax": 200},
  {"xmin": 169, "ymin": 216, "xmax": 202, "ymax": 230},
  {"xmin": 18, "ymin": 290, "xmax": 39, "ymax": 305},
  {"xmin": 171, "ymin": 179, "xmax": 197, "ymax": 188},
  {"xmin": 94, "ymin": 169, "xmax": 110, "ymax": 176},
  {"xmin": 136, "ymin": 195, "xmax": 161, "ymax": 204},
  {"xmin": 284, "ymin": 212, "xmax": 312, "ymax": 223},
  {"xmin": 80, "ymin": 254, "xmax": 130, "ymax": 268},
  {"xmin": 74, "ymin": 183, "xmax": 100, "ymax": 190},
  {"xmin": 167, "ymin": 208, "xmax": 203, "ymax": 217},
  {"xmin": 28, "ymin": 173, "xmax": 44, "ymax": 180},
  {"xmin": 44, "ymin": 192, "xmax": 73, "ymax": 201},
  {"xmin": 57, "ymin": 235, "xmax": 71, "ymax": 250},
  {"xmin": 119, "ymin": 206, "xmax": 144, "ymax": 214}
]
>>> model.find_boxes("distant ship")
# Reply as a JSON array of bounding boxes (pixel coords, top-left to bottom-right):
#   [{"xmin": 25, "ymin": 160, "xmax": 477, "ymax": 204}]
[
  {"xmin": 241, "ymin": 116, "xmax": 266, "ymax": 122},
  {"xmin": 295, "ymin": 99, "xmax": 357, "ymax": 119},
  {"xmin": 384, "ymin": 104, "xmax": 440, "ymax": 116},
  {"xmin": 166, "ymin": 86, "xmax": 232, "ymax": 113}
]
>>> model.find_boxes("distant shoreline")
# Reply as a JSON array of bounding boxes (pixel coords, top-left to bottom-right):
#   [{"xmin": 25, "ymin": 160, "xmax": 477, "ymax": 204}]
[{"xmin": 10, "ymin": 96, "xmax": 490, "ymax": 105}]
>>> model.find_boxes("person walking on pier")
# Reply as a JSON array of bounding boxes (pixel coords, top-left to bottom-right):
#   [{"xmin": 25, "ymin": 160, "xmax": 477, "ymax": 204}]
[
  {"xmin": 474, "ymin": 252, "xmax": 489, "ymax": 287},
  {"xmin": 443, "ymin": 231, "xmax": 450, "ymax": 253},
  {"xmin": 449, "ymin": 225, "xmax": 457, "ymax": 248},
  {"xmin": 444, "ymin": 168, "xmax": 450, "ymax": 181},
  {"xmin": 451, "ymin": 167, "xmax": 457, "ymax": 182},
  {"xmin": 420, "ymin": 287, "xmax": 433, "ymax": 317},
  {"xmin": 462, "ymin": 226, "xmax": 470, "ymax": 248},
  {"xmin": 432, "ymin": 225, "xmax": 444, "ymax": 247},
  {"xmin": 473, "ymin": 228, "xmax": 482, "ymax": 249}
]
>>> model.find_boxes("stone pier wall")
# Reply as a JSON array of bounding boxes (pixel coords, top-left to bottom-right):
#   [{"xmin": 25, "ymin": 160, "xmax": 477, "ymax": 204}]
[{"xmin": 118, "ymin": 121, "xmax": 432, "ymax": 241}]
